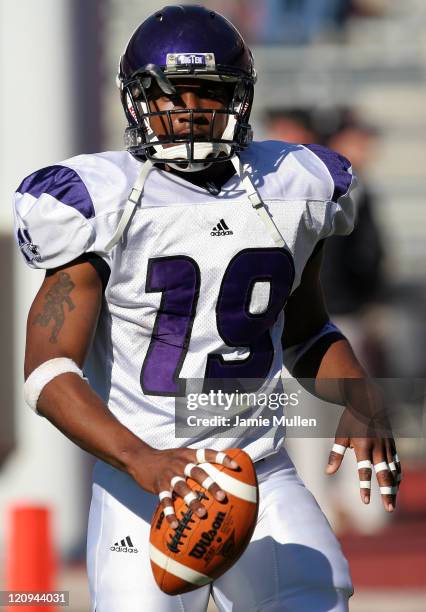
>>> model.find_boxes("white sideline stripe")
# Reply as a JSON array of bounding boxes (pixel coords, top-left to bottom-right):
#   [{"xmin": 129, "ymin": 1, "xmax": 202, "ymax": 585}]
[
  {"xmin": 150, "ymin": 544, "xmax": 211, "ymax": 586},
  {"xmin": 198, "ymin": 463, "xmax": 257, "ymax": 503}
]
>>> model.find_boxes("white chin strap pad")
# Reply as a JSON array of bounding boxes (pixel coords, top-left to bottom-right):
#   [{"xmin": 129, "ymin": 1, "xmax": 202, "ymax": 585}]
[{"xmin": 151, "ymin": 142, "xmax": 232, "ymax": 172}]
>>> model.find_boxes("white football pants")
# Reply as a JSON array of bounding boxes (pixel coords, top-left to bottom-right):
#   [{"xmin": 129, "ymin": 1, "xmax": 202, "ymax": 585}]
[{"xmin": 87, "ymin": 447, "xmax": 353, "ymax": 611}]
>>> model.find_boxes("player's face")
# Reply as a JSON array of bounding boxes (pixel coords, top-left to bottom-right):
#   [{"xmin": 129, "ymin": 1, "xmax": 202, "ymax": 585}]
[{"xmin": 147, "ymin": 79, "xmax": 231, "ymax": 147}]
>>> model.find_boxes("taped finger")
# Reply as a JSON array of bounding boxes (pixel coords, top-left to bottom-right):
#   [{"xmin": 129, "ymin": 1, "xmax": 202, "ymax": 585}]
[
  {"xmin": 196, "ymin": 448, "xmax": 206, "ymax": 463},
  {"xmin": 170, "ymin": 476, "xmax": 186, "ymax": 489},
  {"xmin": 215, "ymin": 451, "xmax": 227, "ymax": 465},
  {"xmin": 374, "ymin": 461, "xmax": 389, "ymax": 474},
  {"xmin": 380, "ymin": 486, "xmax": 398, "ymax": 495},
  {"xmin": 357, "ymin": 460, "xmax": 372, "ymax": 470},
  {"xmin": 332, "ymin": 443, "xmax": 347, "ymax": 455},
  {"xmin": 184, "ymin": 463, "xmax": 196, "ymax": 478},
  {"xmin": 183, "ymin": 491, "xmax": 199, "ymax": 506},
  {"xmin": 202, "ymin": 476, "xmax": 214, "ymax": 490},
  {"xmin": 360, "ymin": 481, "xmax": 371, "ymax": 489},
  {"xmin": 163, "ymin": 506, "xmax": 175, "ymax": 518},
  {"xmin": 394, "ymin": 453, "xmax": 402, "ymax": 483},
  {"xmin": 158, "ymin": 490, "xmax": 172, "ymax": 501}
]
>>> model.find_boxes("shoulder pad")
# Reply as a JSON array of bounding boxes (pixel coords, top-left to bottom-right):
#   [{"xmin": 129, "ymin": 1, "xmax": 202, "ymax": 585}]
[
  {"xmin": 17, "ymin": 164, "xmax": 95, "ymax": 219},
  {"xmin": 303, "ymin": 144, "xmax": 353, "ymax": 203},
  {"xmin": 14, "ymin": 163, "xmax": 94, "ymax": 269},
  {"xmin": 14, "ymin": 152, "xmax": 141, "ymax": 269},
  {"xmin": 242, "ymin": 141, "xmax": 354, "ymax": 203}
]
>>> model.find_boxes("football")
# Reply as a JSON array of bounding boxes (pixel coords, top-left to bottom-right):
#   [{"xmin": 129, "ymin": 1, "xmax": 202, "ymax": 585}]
[{"xmin": 149, "ymin": 448, "xmax": 259, "ymax": 595}]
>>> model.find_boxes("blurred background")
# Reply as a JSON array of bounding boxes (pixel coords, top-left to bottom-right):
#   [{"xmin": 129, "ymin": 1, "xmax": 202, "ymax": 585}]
[{"xmin": 0, "ymin": 0, "xmax": 425, "ymax": 610}]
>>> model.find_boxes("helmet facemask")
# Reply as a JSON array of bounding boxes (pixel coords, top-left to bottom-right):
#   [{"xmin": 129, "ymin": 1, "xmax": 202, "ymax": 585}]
[{"xmin": 118, "ymin": 53, "xmax": 254, "ymax": 172}]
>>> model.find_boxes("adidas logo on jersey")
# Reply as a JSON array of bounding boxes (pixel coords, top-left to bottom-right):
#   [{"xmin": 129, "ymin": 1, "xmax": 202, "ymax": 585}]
[
  {"xmin": 211, "ymin": 219, "xmax": 233, "ymax": 236},
  {"xmin": 110, "ymin": 535, "xmax": 139, "ymax": 553}
]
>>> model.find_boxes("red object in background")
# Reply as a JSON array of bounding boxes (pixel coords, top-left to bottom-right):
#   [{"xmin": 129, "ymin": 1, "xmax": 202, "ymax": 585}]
[
  {"xmin": 6, "ymin": 505, "xmax": 58, "ymax": 612},
  {"xmin": 397, "ymin": 465, "xmax": 426, "ymax": 515},
  {"xmin": 341, "ymin": 521, "xmax": 426, "ymax": 588},
  {"xmin": 340, "ymin": 465, "xmax": 426, "ymax": 589}
]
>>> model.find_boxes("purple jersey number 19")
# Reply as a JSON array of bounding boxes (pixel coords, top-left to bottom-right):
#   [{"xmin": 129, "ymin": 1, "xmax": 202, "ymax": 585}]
[{"xmin": 140, "ymin": 248, "xmax": 294, "ymax": 396}]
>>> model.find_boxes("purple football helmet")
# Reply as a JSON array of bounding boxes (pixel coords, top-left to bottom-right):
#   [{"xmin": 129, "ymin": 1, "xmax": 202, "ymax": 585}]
[{"xmin": 117, "ymin": 5, "xmax": 256, "ymax": 171}]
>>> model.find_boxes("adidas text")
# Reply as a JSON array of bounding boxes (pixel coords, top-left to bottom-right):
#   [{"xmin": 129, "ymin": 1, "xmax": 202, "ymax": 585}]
[
  {"xmin": 110, "ymin": 545, "xmax": 139, "ymax": 553},
  {"xmin": 211, "ymin": 229, "xmax": 233, "ymax": 236},
  {"xmin": 110, "ymin": 536, "xmax": 138, "ymax": 553}
]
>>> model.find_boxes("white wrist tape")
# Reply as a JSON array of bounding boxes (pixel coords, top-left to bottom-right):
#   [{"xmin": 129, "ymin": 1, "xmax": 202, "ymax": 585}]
[
  {"xmin": 283, "ymin": 320, "xmax": 344, "ymax": 373},
  {"xmin": 24, "ymin": 357, "xmax": 84, "ymax": 413}
]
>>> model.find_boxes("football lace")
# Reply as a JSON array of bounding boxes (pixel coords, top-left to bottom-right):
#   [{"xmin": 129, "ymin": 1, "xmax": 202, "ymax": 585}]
[{"xmin": 166, "ymin": 491, "xmax": 209, "ymax": 553}]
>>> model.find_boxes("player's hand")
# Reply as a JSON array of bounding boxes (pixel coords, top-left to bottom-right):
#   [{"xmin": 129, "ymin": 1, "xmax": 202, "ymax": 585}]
[
  {"xmin": 129, "ymin": 447, "xmax": 239, "ymax": 528},
  {"xmin": 325, "ymin": 405, "xmax": 402, "ymax": 512}
]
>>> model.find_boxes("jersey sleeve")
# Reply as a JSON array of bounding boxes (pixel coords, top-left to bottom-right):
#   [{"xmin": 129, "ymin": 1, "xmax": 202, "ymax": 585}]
[
  {"xmin": 13, "ymin": 164, "xmax": 111, "ymax": 270},
  {"xmin": 304, "ymin": 144, "xmax": 357, "ymax": 239}
]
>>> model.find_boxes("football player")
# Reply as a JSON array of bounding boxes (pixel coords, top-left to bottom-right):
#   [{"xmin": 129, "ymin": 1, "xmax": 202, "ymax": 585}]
[{"xmin": 15, "ymin": 6, "xmax": 401, "ymax": 612}]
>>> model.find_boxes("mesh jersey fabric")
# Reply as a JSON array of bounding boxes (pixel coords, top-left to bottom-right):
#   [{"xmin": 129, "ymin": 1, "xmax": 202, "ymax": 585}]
[{"xmin": 14, "ymin": 140, "xmax": 356, "ymax": 461}]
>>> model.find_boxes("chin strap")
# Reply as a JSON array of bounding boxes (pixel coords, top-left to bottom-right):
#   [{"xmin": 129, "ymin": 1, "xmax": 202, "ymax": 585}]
[
  {"xmin": 150, "ymin": 141, "xmax": 231, "ymax": 173},
  {"xmin": 105, "ymin": 154, "xmax": 285, "ymax": 253},
  {"xmin": 231, "ymin": 156, "xmax": 285, "ymax": 248},
  {"xmin": 105, "ymin": 159, "xmax": 153, "ymax": 252}
]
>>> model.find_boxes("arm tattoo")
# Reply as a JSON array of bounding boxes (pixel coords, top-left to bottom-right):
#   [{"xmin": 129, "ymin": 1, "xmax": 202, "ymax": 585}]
[{"xmin": 34, "ymin": 272, "xmax": 76, "ymax": 343}]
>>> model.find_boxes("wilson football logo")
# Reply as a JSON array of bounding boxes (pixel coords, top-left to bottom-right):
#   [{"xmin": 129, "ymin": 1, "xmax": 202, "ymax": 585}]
[{"xmin": 188, "ymin": 511, "xmax": 226, "ymax": 559}]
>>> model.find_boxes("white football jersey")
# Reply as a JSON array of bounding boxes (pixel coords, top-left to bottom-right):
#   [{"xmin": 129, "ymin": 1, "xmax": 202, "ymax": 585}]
[{"xmin": 14, "ymin": 141, "xmax": 356, "ymax": 461}]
